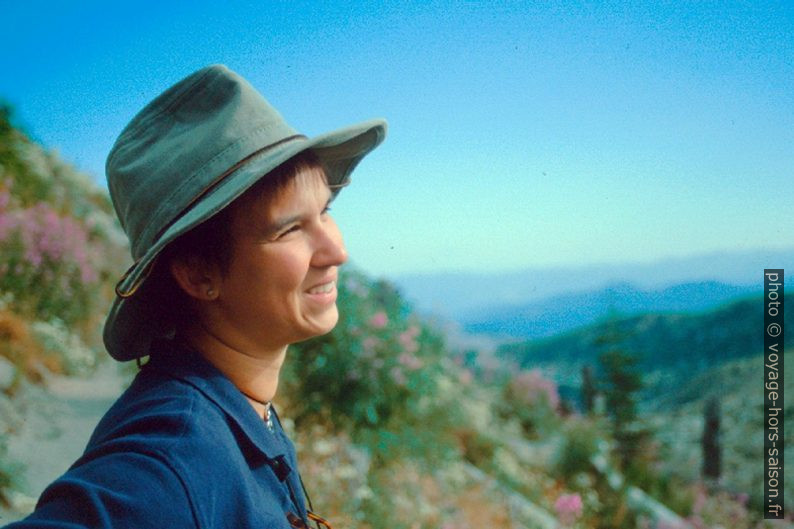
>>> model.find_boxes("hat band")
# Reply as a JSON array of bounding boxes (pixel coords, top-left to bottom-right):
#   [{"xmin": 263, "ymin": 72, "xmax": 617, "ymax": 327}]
[
  {"xmin": 114, "ymin": 257, "xmax": 155, "ymax": 299},
  {"xmin": 115, "ymin": 133, "xmax": 307, "ymax": 299}
]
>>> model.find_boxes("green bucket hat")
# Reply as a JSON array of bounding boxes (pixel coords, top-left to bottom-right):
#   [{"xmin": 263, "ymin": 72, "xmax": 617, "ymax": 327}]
[{"xmin": 104, "ymin": 64, "xmax": 386, "ymax": 361}]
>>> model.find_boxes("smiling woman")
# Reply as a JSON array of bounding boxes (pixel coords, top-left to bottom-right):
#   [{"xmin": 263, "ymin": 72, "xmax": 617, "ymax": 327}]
[
  {"xmin": 167, "ymin": 156, "xmax": 348, "ymax": 404},
  {"xmin": 4, "ymin": 65, "xmax": 386, "ymax": 528},
  {"xmin": 205, "ymin": 162, "xmax": 346, "ymax": 350}
]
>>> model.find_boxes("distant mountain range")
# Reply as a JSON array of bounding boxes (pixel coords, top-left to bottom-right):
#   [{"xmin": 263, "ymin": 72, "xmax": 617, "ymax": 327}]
[
  {"xmin": 495, "ymin": 293, "xmax": 793, "ymax": 387},
  {"xmin": 461, "ymin": 280, "xmax": 760, "ymax": 340},
  {"xmin": 394, "ymin": 247, "xmax": 794, "ymax": 322}
]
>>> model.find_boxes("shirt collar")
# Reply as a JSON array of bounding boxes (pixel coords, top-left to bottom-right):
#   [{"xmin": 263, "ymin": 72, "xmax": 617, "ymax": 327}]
[{"xmin": 146, "ymin": 339, "xmax": 288, "ymax": 462}]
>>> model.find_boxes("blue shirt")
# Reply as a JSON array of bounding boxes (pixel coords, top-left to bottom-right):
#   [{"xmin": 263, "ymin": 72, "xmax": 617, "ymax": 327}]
[{"xmin": 5, "ymin": 340, "xmax": 310, "ymax": 528}]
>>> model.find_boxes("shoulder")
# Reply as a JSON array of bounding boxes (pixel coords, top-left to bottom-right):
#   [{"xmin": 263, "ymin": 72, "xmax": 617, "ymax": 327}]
[
  {"xmin": 85, "ymin": 365, "xmax": 242, "ymax": 470},
  {"xmin": 12, "ymin": 370, "xmax": 246, "ymax": 528},
  {"xmin": 10, "ymin": 445, "xmax": 199, "ymax": 528},
  {"xmin": 9, "ymin": 349, "xmax": 296, "ymax": 528},
  {"xmin": 26, "ymin": 371, "xmax": 226, "ymax": 527},
  {"xmin": 72, "ymin": 365, "xmax": 270, "ymax": 524}
]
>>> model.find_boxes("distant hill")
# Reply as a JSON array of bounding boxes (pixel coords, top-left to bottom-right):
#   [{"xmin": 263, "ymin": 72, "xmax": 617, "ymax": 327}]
[
  {"xmin": 462, "ymin": 280, "xmax": 760, "ymax": 340},
  {"xmin": 496, "ymin": 293, "xmax": 792, "ymax": 383},
  {"xmin": 394, "ymin": 248, "xmax": 794, "ymax": 320}
]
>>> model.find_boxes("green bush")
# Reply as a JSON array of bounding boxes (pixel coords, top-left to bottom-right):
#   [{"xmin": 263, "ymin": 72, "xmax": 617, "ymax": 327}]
[{"xmin": 554, "ymin": 417, "xmax": 603, "ymax": 480}]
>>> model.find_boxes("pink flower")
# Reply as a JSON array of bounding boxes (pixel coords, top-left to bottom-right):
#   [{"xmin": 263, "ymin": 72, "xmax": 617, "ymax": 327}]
[
  {"xmin": 0, "ymin": 212, "xmax": 12, "ymax": 241},
  {"xmin": 554, "ymin": 493, "xmax": 583, "ymax": 526},
  {"xmin": 398, "ymin": 352, "xmax": 423, "ymax": 370},
  {"xmin": 361, "ymin": 337, "xmax": 379, "ymax": 357},
  {"xmin": 368, "ymin": 311, "xmax": 388, "ymax": 329},
  {"xmin": 390, "ymin": 366, "xmax": 407, "ymax": 386},
  {"xmin": 735, "ymin": 492, "xmax": 749, "ymax": 506},
  {"xmin": 512, "ymin": 369, "xmax": 560, "ymax": 410},
  {"xmin": 344, "ymin": 276, "xmax": 368, "ymax": 297},
  {"xmin": 403, "ymin": 325, "xmax": 419, "ymax": 338},
  {"xmin": 397, "ymin": 327, "xmax": 420, "ymax": 354}
]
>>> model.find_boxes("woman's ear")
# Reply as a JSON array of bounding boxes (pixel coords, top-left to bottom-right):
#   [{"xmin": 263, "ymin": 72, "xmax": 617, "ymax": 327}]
[{"xmin": 169, "ymin": 256, "xmax": 220, "ymax": 301}]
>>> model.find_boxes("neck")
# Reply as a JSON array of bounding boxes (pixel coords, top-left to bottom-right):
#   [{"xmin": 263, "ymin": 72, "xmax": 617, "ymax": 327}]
[{"xmin": 181, "ymin": 323, "xmax": 287, "ymax": 407}]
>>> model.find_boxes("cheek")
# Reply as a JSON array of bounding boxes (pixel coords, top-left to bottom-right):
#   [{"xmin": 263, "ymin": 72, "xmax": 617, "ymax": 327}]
[{"xmin": 262, "ymin": 250, "xmax": 311, "ymax": 296}]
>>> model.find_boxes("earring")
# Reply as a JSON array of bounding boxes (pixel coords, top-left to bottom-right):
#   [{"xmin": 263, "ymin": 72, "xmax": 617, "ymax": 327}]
[{"xmin": 206, "ymin": 287, "xmax": 215, "ymax": 298}]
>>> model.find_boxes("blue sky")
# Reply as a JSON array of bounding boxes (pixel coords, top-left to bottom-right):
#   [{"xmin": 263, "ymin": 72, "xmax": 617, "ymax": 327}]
[{"xmin": 2, "ymin": 1, "xmax": 792, "ymax": 277}]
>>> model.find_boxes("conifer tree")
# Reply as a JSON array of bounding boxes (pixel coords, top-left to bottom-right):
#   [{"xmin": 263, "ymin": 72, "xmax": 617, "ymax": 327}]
[
  {"xmin": 702, "ymin": 396, "xmax": 721, "ymax": 480},
  {"xmin": 595, "ymin": 321, "xmax": 645, "ymax": 473},
  {"xmin": 581, "ymin": 364, "xmax": 596, "ymax": 414}
]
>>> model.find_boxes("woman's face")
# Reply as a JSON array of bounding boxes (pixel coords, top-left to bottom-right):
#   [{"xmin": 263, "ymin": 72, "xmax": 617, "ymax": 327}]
[{"xmin": 207, "ymin": 167, "xmax": 347, "ymax": 353}]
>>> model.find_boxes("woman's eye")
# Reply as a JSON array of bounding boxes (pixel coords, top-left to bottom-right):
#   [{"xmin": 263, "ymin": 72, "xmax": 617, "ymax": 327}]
[
  {"xmin": 321, "ymin": 205, "xmax": 331, "ymax": 216},
  {"xmin": 277, "ymin": 225, "xmax": 300, "ymax": 239}
]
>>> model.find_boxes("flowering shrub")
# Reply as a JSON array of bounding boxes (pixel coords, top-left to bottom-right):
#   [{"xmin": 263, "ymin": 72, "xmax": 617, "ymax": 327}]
[
  {"xmin": 283, "ymin": 269, "xmax": 464, "ymax": 465},
  {"xmin": 511, "ymin": 369, "xmax": 561, "ymax": 410},
  {"xmin": 0, "ymin": 186, "xmax": 99, "ymax": 325},
  {"xmin": 497, "ymin": 368, "xmax": 562, "ymax": 438},
  {"xmin": 0, "ymin": 114, "xmax": 128, "ymax": 386}
]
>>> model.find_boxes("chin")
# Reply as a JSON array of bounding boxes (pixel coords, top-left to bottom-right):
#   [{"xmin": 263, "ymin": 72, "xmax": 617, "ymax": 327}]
[
  {"xmin": 298, "ymin": 308, "xmax": 339, "ymax": 341},
  {"xmin": 315, "ymin": 308, "xmax": 340, "ymax": 335}
]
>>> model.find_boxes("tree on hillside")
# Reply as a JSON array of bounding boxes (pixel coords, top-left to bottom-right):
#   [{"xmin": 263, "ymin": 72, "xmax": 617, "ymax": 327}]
[
  {"xmin": 595, "ymin": 321, "xmax": 651, "ymax": 478},
  {"xmin": 581, "ymin": 364, "xmax": 597, "ymax": 414},
  {"xmin": 701, "ymin": 396, "xmax": 721, "ymax": 481},
  {"xmin": 0, "ymin": 102, "xmax": 50, "ymax": 205},
  {"xmin": 0, "ymin": 102, "xmax": 25, "ymax": 183}
]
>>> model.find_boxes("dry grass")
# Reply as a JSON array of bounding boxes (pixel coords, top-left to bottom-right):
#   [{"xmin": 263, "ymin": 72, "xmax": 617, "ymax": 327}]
[{"xmin": 0, "ymin": 308, "xmax": 63, "ymax": 390}]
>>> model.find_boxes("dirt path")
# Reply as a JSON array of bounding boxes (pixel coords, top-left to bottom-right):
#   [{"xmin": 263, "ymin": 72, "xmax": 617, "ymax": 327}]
[{"xmin": 1, "ymin": 361, "xmax": 129, "ymax": 523}]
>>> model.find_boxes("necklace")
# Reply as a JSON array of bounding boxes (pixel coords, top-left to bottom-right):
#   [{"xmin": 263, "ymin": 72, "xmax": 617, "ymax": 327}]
[{"xmin": 240, "ymin": 390, "xmax": 274, "ymax": 432}]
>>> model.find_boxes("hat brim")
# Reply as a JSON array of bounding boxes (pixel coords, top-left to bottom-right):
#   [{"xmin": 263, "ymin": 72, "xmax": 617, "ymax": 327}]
[{"xmin": 104, "ymin": 118, "xmax": 386, "ymax": 361}]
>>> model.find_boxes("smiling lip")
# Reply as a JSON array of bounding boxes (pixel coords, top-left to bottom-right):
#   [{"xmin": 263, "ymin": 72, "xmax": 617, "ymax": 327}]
[{"xmin": 305, "ymin": 278, "xmax": 338, "ymax": 303}]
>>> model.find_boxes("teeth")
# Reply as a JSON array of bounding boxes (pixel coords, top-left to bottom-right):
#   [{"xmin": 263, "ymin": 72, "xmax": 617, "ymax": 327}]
[{"xmin": 309, "ymin": 281, "xmax": 335, "ymax": 294}]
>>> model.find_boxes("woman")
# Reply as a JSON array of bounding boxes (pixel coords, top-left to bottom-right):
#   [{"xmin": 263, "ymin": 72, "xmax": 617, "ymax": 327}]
[{"xmin": 6, "ymin": 64, "xmax": 386, "ymax": 528}]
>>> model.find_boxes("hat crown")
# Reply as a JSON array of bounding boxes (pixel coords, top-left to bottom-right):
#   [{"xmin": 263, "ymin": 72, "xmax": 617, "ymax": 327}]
[{"xmin": 106, "ymin": 64, "xmax": 299, "ymax": 259}]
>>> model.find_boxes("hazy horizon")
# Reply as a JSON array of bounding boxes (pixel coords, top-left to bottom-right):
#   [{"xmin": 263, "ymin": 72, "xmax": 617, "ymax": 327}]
[
  {"xmin": 392, "ymin": 246, "xmax": 792, "ymax": 321},
  {"xmin": 390, "ymin": 245, "xmax": 794, "ymax": 279}
]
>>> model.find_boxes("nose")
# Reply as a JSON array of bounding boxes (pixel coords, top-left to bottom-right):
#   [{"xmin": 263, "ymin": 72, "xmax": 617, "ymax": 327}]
[{"xmin": 311, "ymin": 216, "xmax": 348, "ymax": 268}]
